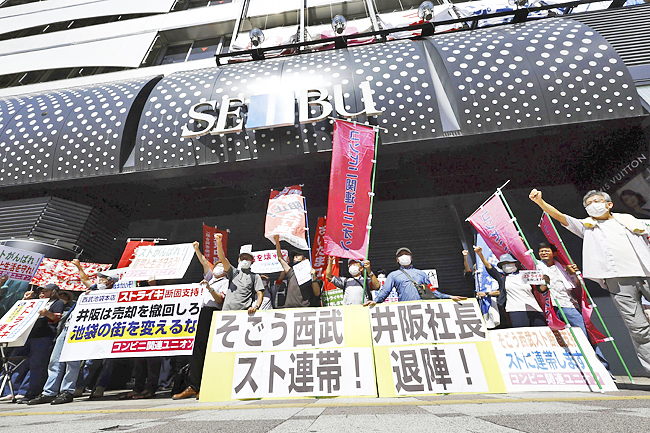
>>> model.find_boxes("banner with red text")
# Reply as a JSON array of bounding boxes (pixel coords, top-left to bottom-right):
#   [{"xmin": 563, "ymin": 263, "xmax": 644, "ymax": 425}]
[
  {"xmin": 0, "ymin": 245, "xmax": 44, "ymax": 282},
  {"xmin": 59, "ymin": 284, "xmax": 202, "ymax": 361},
  {"xmin": 312, "ymin": 217, "xmax": 339, "ymax": 293},
  {"xmin": 117, "ymin": 241, "xmax": 155, "ymax": 269},
  {"xmin": 203, "ymin": 224, "xmax": 229, "ymax": 266},
  {"xmin": 324, "ymin": 120, "xmax": 375, "ymax": 260},
  {"xmin": 119, "ymin": 243, "xmax": 195, "ymax": 281},
  {"xmin": 468, "ymin": 194, "xmax": 565, "ymax": 329},
  {"xmin": 539, "ymin": 213, "xmax": 607, "ymax": 344},
  {"xmin": 264, "ymin": 185, "xmax": 308, "ymax": 250},
  {"xmin": 0, "ymin": 299, "xmax": 49, "ymax": 346},
  {"xmin": 31, "ymin": 259, "xmax": 112, "ymax": 292}
]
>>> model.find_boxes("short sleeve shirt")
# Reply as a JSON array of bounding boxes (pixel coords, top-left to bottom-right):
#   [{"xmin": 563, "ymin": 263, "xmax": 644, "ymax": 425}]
[
  {"xmin": 222, "ymin": 267, "xmax": 264, "ymax": 311},
  {"xmin": 284, "ymin": 268, "xmax": 321, "ymax": 308},
  {"xmin": 331, "ymin": 275, "xmax": 371, "ymax": 305}
]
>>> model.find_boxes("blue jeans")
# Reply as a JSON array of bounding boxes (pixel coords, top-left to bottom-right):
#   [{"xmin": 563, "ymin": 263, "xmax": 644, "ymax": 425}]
[
  {"xmin": 77, "ymin": 358, "xmax": 113, "ymax": 390},
  {"xmin": 42, "ymin": 324, "xmax": 82, "ymax": 396},
  {"xmin": 554, "ymin": 306, "xmax": 610, "ymax": 372},
  {"xmin": 13, "ymin": 336, "xmax": 55, "ymax": 398}
]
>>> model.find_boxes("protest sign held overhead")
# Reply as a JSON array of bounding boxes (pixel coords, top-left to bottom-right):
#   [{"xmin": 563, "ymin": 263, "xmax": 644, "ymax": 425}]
[
  {"xmin": 324, "ymin": 120, "xmax": 376, "ymax": 260},
  {"xmin": 250, "ymin": 249, "xmax": 289, "ymax": 274},
  {"xmin": 264, "ymin": 185, "xmax": 309, "ymax": 250},
  {"xmin": 117, "ymin": 240, "xmax": 155, "ymax": 269},
  {"xmin": 0, "ymin": 246, "xmax": 44, "ymax": 283},
  {"xmin": 31, "ymin": 258, "xmax": 112, "ymax": 291},
  {"xmin": 60, "ymin": 284, "xmax": 202, "ymax": 361},
  {"xmin": 0, "ymin": 299, "xmax": 49, "ymax": 346},
  {"xmin": 119, "ymin": 243, "xmax": 195, "ymax": 281},
  {"xmin": 203, "ymin": 224, "xmax": 229, "ymax": 265}
]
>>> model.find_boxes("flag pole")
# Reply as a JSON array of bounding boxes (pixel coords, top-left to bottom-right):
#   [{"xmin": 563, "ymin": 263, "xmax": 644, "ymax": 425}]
[
  {"xmin": 498, "ymin": 189, "xmax": 603, "ymax": 392},
  {"xmin": 303, "ymin": 196, "xmax": 312, "ymax": 256},
  {"xmin": 466, "ymin": 179, "xmax": 511, "ymax": 221},
  {"xmin": 541, "ymin": 212, "xmax": 634, "ymax": 383},
  {"xmin": 362, "ymin": 125, "xmax": 380, "ymax": 301}
]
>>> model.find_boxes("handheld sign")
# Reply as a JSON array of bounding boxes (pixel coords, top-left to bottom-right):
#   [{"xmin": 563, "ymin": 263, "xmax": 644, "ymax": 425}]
[{"xmin": 521, "ymin": 270, "xmax": 545, "ymax": 285}]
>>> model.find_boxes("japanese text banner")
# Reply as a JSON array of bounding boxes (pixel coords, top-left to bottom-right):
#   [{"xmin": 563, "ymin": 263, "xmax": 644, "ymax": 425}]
[
  {"xmin": 0, "ymin": 299, "xmax": 49, "ymax": 346},
  {"xmin": 31, "ymin": 258, "xmax": 111, "ymax": 292},
  {"xmin": 324, "ymin": 121, "xmax": 376, "ymax": 260},
  {"xmin": 117, "ymin": 240, "xmax": 155, "ymax": 269},
  {"xmin": 200, "ymin": 305, "xmax": 377, "ymax": 401},
  {"xmin": 203, "ymin": 224, "xmax": 228, "ymax": 265},
  {"xmin": 264, "ymin": 185, "xmax": 309, "ymax": 250},
  {"xmin": 250, "ymin": 249, "xmax": 289, "ymax": 275},
  {"xmin": 0, "ymin": 246, "xmax": 44, "ymax": 282},
  {"xmin": 371, "ymin": 300, "xmax": 506, "ymax": 396},
  {"xmin": 59, "ymin": 284, "xmax": 202, "ymax": 361},
  {"xmin": 312, "ymin": 216, "xmax": 339, "ymax": 293},
  {"xmin": 119, "ymin": 243, "xmax": 195, "ymax": 281},
  {"xmin": 490, "ymin": 327, "xmax": 616, "ymax": 392}
]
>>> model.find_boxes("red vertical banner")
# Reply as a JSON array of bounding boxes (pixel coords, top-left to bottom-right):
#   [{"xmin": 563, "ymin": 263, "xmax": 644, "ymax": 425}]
[
  {"xmin": 538, "ymin": 213, "xmax": 571, "ymax": 266},
  {"xmin": 312, "ymin": 217, "xmax": 340, "ymax": 292},
  {"xmin": 324, "ymin": 120, "xmax": 376, "ymax": 260},
  {"xmin": 203, "ymin": 224, "xmax": 228, "ymax": 265},
  {"xmin": 118, "ymin": 240, "xmax": 155, "ymax": 268}
]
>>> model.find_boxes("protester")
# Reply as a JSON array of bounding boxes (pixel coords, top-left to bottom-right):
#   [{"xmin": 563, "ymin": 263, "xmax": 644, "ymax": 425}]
[
  {"xmin": 273, "ymin": 235, "xmax": 322, "ymax": 308},
  {"xmin": 530, "ymin": 188, "xmax": 650, "ymax": 372},
  {"xmin": 4, "ymin": 284, "xmax": 64, "ymax": 403},
  {"xmin": 218, "ymin": 233, "xmax": 264, "ymax": 313},
  {"xmin": 173, "ymin": 240, "xmax": 228, "ymax": 400},
  {"xmin": 73, "ymin": 261, "xmax": 116, "ymax": 398},
  {"xmin": 364, "ymin": 247, "xmax": 466, "ymax": 306},
  {"xmin": 536, "ymin": 242, "xmax": 610, "ymax": 371},
  {"xmin": 325, "ymin": 257, "xmax": 379, "ymax": 305},
  {"xmin": 474, "ymin": 246, "xmax": 546, "ymax": 328}
]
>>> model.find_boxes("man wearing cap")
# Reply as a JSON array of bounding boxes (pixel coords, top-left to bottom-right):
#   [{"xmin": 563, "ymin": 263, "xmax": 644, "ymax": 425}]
[
  {"xmin": 325, "ymin": 257, "xmax": 380, "ymax": 305},
  {"xmin": 216, "ymin": 233, "xmax": 264, "ymax": 313},
  {"xmin": 474, "ymin": 246, "xmax": 546, "ymax": 328},
  {"xmin": 365, "ymin": 247, "xmax": 466, "ymax": 306},
  {"xmin": 273, "ymin": 235, "xmax": 322, "ymax": 308}
]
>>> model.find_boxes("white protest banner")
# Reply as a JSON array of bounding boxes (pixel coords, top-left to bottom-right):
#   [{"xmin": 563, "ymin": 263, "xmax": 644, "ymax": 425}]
[
  {"xmin": 60, "ymin": 284, "xmax": 202, "ymax": 361},
  {"xmin": 422, "ymin": 269, "xmax": 439, "ymax": 289},
  {"xmin": 119, "ymin": 243, "xmax": 195, "ymax": 281},
  {"xmin": 522, "ymin": 270, "xmax": 545, "ymax": 285},
  {"xmin": 264, "ymin": 185, "xmax": 309, "ymax": 250},
  {"xmin": 293, "ymin": 259, "xmax": 313, "ymax": 286},
  {"xmin": 100, "ymin": 268, "xmax": 137, "ymax": 289},
  {"xmin": 490, "ymin": 327, "xmax": 616, "ymax": 392},
  {"xmin": 0, "ymin": 299, "xmax": 49, "ymax": 346},
  {"xmin": 0, "ymin": 246, "xmax": 44, "ymax": 282},
  {"xmin": 250, "ymin": 249, "xmax": 289, "ymax": 274},
  {"xmin": 371, "ymin": 300, "xmax": 506, "ymax": 396},
  {"xmin": 201, "ymin": 305, "xmax": 377, "ymax": 401}
]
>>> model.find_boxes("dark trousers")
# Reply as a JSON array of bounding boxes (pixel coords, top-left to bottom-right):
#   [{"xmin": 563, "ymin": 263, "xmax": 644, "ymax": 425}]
[
  {"xmin": 133, "ymin": 357, "xmax": 161, "ymax": 394},
  {"xmin": 189, "ymin": 306, "xmax": 216, "ymax": 391},
  {"xmin": 12, "ymin": 336, "xmax": 55, "ymax": 398},
  {"xmin": 509, "ymin": 311, "xmax": 547, "ymax": 328}
]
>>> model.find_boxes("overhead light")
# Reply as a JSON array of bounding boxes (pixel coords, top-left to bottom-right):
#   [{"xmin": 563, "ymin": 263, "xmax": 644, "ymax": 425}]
[
  {"xmin": 418, "ymin": 1, "xmax": 435, "ymax": 21},
  {"xmin": 249, "ymin": 28, "xmax": 264, "ymax": 48},
  {"xmin": 332, "ymin": 15, "xmax": 347, "ymax": 35}
]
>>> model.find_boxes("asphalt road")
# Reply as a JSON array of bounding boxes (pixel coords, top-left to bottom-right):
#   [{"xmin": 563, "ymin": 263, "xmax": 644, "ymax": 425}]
[{"xmin": 2, "ymin": 388, "xmax": 650, "ymax": 433}]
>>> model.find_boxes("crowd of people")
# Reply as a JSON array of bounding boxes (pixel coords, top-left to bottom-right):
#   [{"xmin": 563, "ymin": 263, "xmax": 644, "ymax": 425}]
[{"xmin": 2, "ymin": 188, "xmax": 650, "ymax": 404}]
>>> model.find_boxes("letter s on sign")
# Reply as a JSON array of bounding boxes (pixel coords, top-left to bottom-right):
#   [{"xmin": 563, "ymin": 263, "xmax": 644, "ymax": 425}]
[{"xmin": 181, "ymin": 101, "xmax": 218, "ymax": 138}]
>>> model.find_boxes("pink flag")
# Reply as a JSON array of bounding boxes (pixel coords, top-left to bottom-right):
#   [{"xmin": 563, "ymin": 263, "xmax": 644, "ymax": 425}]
[
  {"xmin": 539, "ymin": 213, "xmax": 607, "ymax": 343},
  {"xmin": 468, "ymin": 194, "xmax": 565, "ymax": 330},
  {"xmin": 324, "ymin": 120, "xmax": 376, "ymax": 260}
]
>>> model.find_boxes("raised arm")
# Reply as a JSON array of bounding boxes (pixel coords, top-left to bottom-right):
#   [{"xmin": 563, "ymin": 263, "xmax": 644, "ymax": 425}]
[
  {"xmin": 274, "ymin": 234, "xmax": 291, "ymax": 273},
  {"xmin": 462, "ymin": 250, "xmax": 472, "ymax": 273},
  {"xmin": 473, "ymin": 245, "xmax": 492, "ymax": 270},
  {"xmin": 72, "ymin": 259, "xmax": 93, "ymax": 288},
  {"xmin": 215, "ymin": 232, "xmax": 230, "ymax": 273},
  {"xmin": 193, "ymin": 241, "xmax": 212, "ymax": 274},
  {"xmin": 363, "ymin": 260, "xmax": 380, "ymax": 290},
  {"xmin": 325, "ymin": 256, "xmax": 336, "ymax": 282},
  {"xmin": 529, "ymin": 189, "xmax": 568, "ymax": 226}
]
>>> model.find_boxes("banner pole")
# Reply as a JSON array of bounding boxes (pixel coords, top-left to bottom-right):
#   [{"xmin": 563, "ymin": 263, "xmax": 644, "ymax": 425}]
[
  {"xmin": 466, "ymin": 179, "xmax": 511, "ymax": 221},
  {"xmin": 362, "ymin": 128, "xmax": 380, "ymax": 300},
  {"xmin": 498, "ymin": 191, "xmax": 603, "ymax": 392},
  {"xmin": 542, "ymin": 212, "xmax": 634, "ymax": 383},
  {"xmin": 303, "ymin": 196, "xmax": 312, "ymax": 256}
]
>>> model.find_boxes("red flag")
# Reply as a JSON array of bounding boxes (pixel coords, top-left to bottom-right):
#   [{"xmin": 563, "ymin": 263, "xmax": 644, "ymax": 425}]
[
  {"xmin": 538, "ymin": 213, "xmax": 607, "ymax": 343},
  {"xmin": 468, "ymin": 194, "xmax": 565, "ymax": 330},
  {"xmin": 265, "ymin": 185, "xmax": 308, "ymax": 250},
  {"xmin": 312, "ymin": 217, "xmax": 340, "ymax": 292},
  {"xmin": 203, "ymin": 224, "xmax": 228, "ymax": 267},
  {"xmin": 324, "ymin": 120, "xmax": 375, "ymax": 260},
  {"xmin": 118, "ymin": 240, "xmax": 155, "ymax": 268}
]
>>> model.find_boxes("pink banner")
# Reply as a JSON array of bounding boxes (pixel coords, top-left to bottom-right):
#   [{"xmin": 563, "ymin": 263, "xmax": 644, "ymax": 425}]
[
  {"xmin": 539, "ymin": 213, "xmax": 607, "ymax": 343},
  {"xmin": 468, "ymin": 194, "xmax": 565, "ymax": 330},
  {"xmin": 324, "ymin": 120, "xmax": 376, "ymax": 260}
]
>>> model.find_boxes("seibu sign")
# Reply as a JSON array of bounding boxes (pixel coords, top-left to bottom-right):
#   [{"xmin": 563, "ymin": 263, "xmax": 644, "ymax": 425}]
[{"xmin": 181, "ymin": 81, "xmax": 381, "ymax": 139}]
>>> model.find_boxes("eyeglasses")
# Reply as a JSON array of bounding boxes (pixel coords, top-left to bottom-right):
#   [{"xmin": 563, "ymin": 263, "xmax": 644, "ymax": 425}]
[{"xmin": 585, "ymin": 198, "xmax": 607, "ymax": 207}]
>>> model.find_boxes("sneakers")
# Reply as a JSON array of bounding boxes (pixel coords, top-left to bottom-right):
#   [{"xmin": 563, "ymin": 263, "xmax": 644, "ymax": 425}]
[
  {"xmin": 51, "ymin": 391, "xmax": 74, "ymax": 405},
  {"xmin": 0, "ymin": 394, "xmax": 14, "ymax": 402},
  {"xmin": 172, "ymin": 386, "xmax": 197, "ymax": 400},
  {"xmin": 26, "ymin": 394, "xmax": 56, "ymax": 405}
]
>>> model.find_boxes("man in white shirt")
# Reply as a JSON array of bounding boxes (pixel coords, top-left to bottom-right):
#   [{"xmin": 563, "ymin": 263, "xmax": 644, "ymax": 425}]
[{"xmin": 530, "ymin": 188, "xmax": 650, "ymax": 372}]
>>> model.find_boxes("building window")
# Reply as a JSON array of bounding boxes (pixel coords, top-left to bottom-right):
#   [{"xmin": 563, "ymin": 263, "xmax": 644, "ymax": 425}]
[
  {"xmin": 160, "ymin": 44, "xmax": 192, "ymax": 65},
  {"xmin": 187, "ymin": 38, "xmax": 221, "ymax": 61}
]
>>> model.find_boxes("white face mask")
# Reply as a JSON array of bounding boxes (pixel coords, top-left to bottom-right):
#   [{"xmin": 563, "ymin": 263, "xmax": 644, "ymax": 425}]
[
  {"xmin": 214, "ymin": 264, "xmax": 225, "ymax": 274},
  {"xmin": 586, "ymin": 202, "xmax": 608, "ymax": 217},
  {"xmin": 349, "ymin": 265, "xmax": 361, "ymax": 276},
  {"xmin": 97, "ymin": 283, "xmax": 108, "ymax": 290},
  {"xmin": 239, "ymin": 260, "xmax": 252, "ymax": 270},
  {"xmin": 502, "ymin": 263, "xmax": 518, "ymax": 274},
  {"xmin": 397, "ymin": 255, "xmax": 412, "ymax": 266}
]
